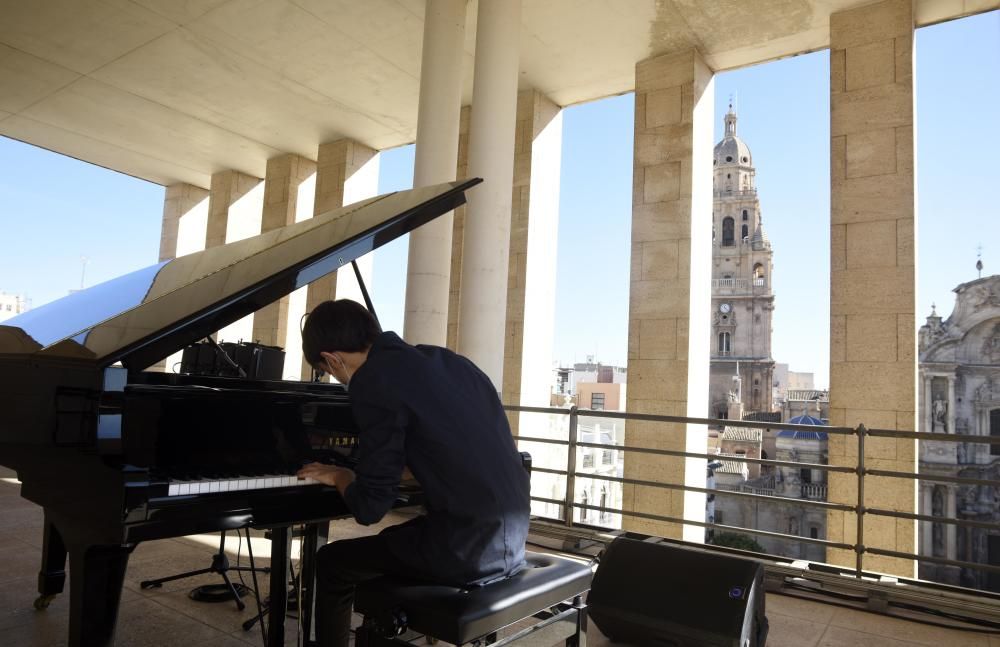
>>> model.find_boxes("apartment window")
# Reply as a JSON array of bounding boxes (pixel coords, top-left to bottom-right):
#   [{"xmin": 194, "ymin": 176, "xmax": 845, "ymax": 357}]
[
  {"xmin": 809, "ymin": 526, "xmax": 819, "ymax": 539},
  {"xmin": 602, "ymin": 449, "xmax": 613, "ymax": 465},
  {"xmin": 722, "ymin": 217, "xmax": 735, "ymax": 246},
  {"xmin": 590, "ymin": 392, "xmax": 605, "ymax": 410},
  {"xmin": 718, "ymin": 332, "xmax": 731, "ymax": 354},
  {"xmin": 991, "ymin": 409, "xmax": 1000, "ymax": 456},
  {"xmin": 800, "ymin": 468, "xmax": 812, "ymax": 484},
  {"xmin": 582, "ymin": 453, "xmax": 595, "ymax": 469},
  {"xmin": 742, "ymin": 209, "xmax": 748, "ymax": 220},
  {"xmin": 600, "ymin": 486, "xmax": 610, "ymax": 522},
  {"xmin": 741, "ymin": 224, "xmax": 748, "ymax": 239},
  {"xmin": 580, "ymin": 490, "xmax": 589, "ymax": 522},
  {"xmin": 715, "ymin": 510, "xmax": 723, "ymax": 525}
]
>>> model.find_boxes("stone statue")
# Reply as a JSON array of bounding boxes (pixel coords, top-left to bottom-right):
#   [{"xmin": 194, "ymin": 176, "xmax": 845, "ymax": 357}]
[{"xmin": 932, "ymin": 398, "xmax": 948, "ymax": 432}]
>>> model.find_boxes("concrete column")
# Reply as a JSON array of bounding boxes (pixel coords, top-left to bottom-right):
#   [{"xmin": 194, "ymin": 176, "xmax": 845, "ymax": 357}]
[
  {"xmin": 404, "ymin": 0, "xmax": 467, "ymax": 346},
  {"xmin": 301, "ymin": 139, "xmax": 379, "ymax": 378},
  {"xmin": 457, "ymin": 0, "xmax": 522, "ymax": 390},
  {"xmin": 622, "ymin": 49, "xmax": 714, "ymax": 543},
  {"xmin": 155, "ymin": 183, "xmax": 209, "ymax": 372},
  {"xmin": 503, "ymin": 89, "xmax": 563, "ymax": 417},
  {"xmin": 206, "ymin": 170, "xmax": 264, "ymax": 344},
  {"xmin": 252, "ymin": 154, "xmax": 317, "ymax": 364},
  {"xmin": 447, "ymin": 106, "xmax": 472, "ymax": 352},
  {"xmin": 825, "ymin": 0, "xmax": 917, "ymax": 577}
]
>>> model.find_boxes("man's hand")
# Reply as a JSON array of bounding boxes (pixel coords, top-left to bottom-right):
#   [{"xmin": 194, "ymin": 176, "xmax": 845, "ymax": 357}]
[{"xmin": 297, "ymin": 462, "xmax": 356, "ymax": 493}]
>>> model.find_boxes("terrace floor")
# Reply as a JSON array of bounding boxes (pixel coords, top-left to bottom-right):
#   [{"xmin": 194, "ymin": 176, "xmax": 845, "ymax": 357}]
[{"xmin": 1, "ymin": 465, "xmax": 998, "ymax": 647}]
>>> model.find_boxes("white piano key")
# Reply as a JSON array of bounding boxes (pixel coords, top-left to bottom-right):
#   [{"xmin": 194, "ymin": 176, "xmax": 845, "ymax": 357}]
[{"xmin": 168, "ymin": 483, "xmax": 179, "ymax": 496}]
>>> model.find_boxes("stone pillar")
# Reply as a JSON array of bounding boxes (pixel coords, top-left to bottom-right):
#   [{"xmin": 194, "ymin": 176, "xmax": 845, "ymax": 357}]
[
  {"xmin": 920, "ymin": 484, "xmax": 932, "ymax": 556},
  {"xmin": 947, "ymin": 375, "xmax": 956, "ymax": 434},
  {"xmin": 945, "ymin": 485, "xmax": 957, "ymax": 560},
  {"xmin": 159, "ymin": 184, "xmax": 209, "ymax": 262},
  {"xmin": 252, "ymin": 154, "xmax": 317, "ymax": 362},
  {"xmin": 458, "ymin": 0, "xmax": 522, "ymax": 391},
  {"xmin": 155, "ymin": 183, "xmax": 209, "ymax": 372},
  {"xmin": 447, "ymin": 106, "xmax": 472, "ymax": 352},
  {"xmin": 826, "ymin": 0, "xmax": 917, "ymax": 577},
  {"xmin": 923, "ymin": 374, "xmax": 933, "ymax": 434},
  {"xmin": 302, "ymin": 139, "xmax": 379, "ymax": 379},
  {"xmin": 622, "ymin": 49, "xmax": 714, "ymax": 543},
  {"xmin": 206, "ymin": 170, "xmax": 264, "ymax": 344},
  {"xmin": 404, "ymin": 0, "xmax": 467, "ymax": 346},
  {"xmin": 502, "ymin": 89, "xmax": 562, "ymax": 414}
]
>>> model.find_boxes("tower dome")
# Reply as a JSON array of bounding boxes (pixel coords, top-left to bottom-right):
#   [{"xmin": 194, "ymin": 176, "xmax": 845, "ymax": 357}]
[{"xmin": 713, "ymin": 105, "xmax": 752, "ymax": 167}]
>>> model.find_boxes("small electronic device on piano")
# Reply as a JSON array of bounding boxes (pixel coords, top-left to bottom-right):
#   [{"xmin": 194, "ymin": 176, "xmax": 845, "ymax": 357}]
[{"xmin": 0, "ymin": 179, "xmax": 481, "ymax": 647}]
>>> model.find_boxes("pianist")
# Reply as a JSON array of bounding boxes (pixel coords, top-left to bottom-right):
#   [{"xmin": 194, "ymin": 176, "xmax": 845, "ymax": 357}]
[{"xmin": 296, "ymin": 299, "xmax": 531, "ymax": 647}]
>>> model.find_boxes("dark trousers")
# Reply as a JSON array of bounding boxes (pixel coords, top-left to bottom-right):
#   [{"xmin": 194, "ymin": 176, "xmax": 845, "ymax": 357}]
[{"xmin": 314, "ymin": 528, "xmax": 418, "ymax": 647}]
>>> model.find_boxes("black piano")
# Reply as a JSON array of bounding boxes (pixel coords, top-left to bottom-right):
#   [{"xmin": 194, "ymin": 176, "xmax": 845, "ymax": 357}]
[{"xmin": 0, "ymin": 179, "xmax": 480, "ymax": 647}]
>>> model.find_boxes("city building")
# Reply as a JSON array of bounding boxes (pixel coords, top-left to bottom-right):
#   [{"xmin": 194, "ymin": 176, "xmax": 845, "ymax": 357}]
[
  {"xmin": 918, "ymin": 274, "xmax": 1000, "ymax": 589},
  {"xmin": 713, "ymin": 415, "xmax": 829, "ymax": 561},
  {"xmin": 709, "ymin": 106, "xmax": 776, "ymax": 419},
  {"xmin": 0, "ymin": 292, "xmax": 30, "ymax": 319}
]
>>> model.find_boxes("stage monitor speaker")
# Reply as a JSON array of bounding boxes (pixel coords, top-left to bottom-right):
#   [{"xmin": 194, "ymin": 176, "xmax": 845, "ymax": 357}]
[{"xmin": 588, "ymin": 537, "xmax": 768, "ymax": 647}]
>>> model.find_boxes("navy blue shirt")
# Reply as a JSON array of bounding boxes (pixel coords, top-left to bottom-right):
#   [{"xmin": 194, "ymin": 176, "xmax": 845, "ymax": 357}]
[{"xmin": 342, "ymin": 332, "xmax": 530, "ymax": 586}]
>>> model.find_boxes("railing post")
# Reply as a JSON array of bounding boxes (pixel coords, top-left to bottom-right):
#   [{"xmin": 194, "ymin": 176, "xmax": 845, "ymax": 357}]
[
  {"xmin": 855, "ymin": 423, "xmax": 867, "ymax": 578},
  {"xmin": 565, "ymin": 406, "xmax": 579, "ymax": 527}
]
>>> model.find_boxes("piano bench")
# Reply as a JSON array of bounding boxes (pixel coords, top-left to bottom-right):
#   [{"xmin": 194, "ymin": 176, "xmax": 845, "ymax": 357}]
[{"xmin": 354, "ymin": 552, "xmax": 592, "ymax": 647}]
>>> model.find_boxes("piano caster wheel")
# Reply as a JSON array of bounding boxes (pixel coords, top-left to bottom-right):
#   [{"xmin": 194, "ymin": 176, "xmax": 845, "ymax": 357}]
[
  {"xmin": 425, "ymin": 637, "xmax": 438, "ymax": 644},
  {"xmin": 34, "ymin": 594, "xmax": 56, "ymax": 610}
]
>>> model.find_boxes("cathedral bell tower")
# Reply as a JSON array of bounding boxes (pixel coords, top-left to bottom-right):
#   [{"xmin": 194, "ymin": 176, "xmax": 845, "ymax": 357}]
[{"xmin": 709, "ymin": 105, "xmax": 776, "ymax": 418}]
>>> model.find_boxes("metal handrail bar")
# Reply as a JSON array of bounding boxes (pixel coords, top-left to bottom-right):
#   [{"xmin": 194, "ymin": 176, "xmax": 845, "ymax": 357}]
[
  {"xmin": 573, "ymin": 439, "xmax": 848, "ymax": 473},
  {"xmin": 515, "ymin": 434, "xmax": 854, "ymax": 474},
  {"xmin": 529, "ymin": 495, "xmax": 854, "ymax": 550},
  {"xmin": 866, "ymin": 506, "xmax": 1000, "ymax": 531},
  {"xmin": 509, "ymin": 405, "xmax": 1000, "ymax": 584},
  {"xmin": 866, "ymin": 467, "xmax": 1000, "ymax": 488},
  {"xmin": 529, "ymin": 465, "xmax": 855, "ymax": 512},
  {"xmin": 866, "ymin": 546, "xmax": 1000, "ymax": 576},
  {"xmin": 506, "ymin": 404, "xmax": 856, "ymax": 435},
  {"xmin": 866, "ymin": 428, "xmax": 1000, "ymax": 444}
]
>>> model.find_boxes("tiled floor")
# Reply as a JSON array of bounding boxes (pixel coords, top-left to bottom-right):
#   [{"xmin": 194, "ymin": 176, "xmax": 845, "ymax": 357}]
[{"xmin": 1, "ymin": 466, "xmax": 998, "ymax": 646}]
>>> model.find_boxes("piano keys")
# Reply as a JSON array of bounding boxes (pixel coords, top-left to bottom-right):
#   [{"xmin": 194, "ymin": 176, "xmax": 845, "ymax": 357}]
[{"xmin": 0, "ymin": 178, "xmax": 480, "ymax": 647}]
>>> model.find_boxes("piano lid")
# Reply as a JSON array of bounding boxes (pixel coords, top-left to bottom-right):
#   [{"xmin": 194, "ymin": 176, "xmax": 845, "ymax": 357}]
[{"xmin": 0, "ymin": 179, "xmax": 480, "ymax": 370}]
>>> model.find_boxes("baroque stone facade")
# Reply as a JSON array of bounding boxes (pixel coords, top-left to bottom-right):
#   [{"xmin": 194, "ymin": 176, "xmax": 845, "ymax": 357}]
[
  {"xmin": 709, "ymin": 106, "xmax": 776, "ymax": 418},
  {"xmin": 918, "ymin": 274, "xmax": 1000, "ymax": 589}
]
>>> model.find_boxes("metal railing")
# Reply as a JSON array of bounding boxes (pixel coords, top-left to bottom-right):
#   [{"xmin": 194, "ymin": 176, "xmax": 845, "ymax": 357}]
[{"xmin": 504, "ymin": 404, "xmax": 1000, "ymax": 587}]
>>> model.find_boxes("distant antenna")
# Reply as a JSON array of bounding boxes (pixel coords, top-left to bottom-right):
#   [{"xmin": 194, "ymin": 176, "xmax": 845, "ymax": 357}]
[
  {"xmin": 79, "ymin": 256, "xmax": 89, "ymax": 290},
  {"xmin": 976, "ymin": 244, "xmax": 984, "ymax": 278}
]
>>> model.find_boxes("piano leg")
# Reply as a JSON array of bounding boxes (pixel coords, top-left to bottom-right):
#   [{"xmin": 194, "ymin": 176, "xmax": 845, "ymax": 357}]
[
  {"xmin": 35, "ymin": 515, "xmax": 67, "ymax": 610},
  {"xmin": 67, "ymin": 543, "xmax": 133, "ymax": 647},
  {"xmin": 268, "ymin": 526, "xmax": 292, "ymax": 647},
  {"xmin": 299, "ymin": 521, "xmax": 329, "ymax": 643}
]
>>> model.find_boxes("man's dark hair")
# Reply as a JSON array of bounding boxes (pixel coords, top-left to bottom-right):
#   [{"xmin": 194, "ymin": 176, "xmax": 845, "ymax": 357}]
[{"xmin": 302, "ymin": 299, "xmax": 380, "ymax": 366}]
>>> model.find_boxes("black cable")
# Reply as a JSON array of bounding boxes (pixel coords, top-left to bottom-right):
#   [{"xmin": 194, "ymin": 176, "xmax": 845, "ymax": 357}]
[{"xmin": 246, "ymin": 527, "xmax": 268, "ymax": 647}]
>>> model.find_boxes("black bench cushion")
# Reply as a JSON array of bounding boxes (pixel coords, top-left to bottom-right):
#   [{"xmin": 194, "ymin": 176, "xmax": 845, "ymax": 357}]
[{"xmin": 354, "ymin": 552, "xmax": 592, "ymax": 645}]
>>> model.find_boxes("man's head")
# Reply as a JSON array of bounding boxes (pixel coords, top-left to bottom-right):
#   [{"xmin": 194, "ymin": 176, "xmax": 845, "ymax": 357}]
[{"xmin": 302, "ymin": 299, "xmax": 380, "ymax": 384}]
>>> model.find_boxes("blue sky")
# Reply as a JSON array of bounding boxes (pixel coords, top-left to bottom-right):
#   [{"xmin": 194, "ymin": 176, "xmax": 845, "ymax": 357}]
[{"xmin": 2, "ymin": 11, "xmax": 998, "ymax": 390}]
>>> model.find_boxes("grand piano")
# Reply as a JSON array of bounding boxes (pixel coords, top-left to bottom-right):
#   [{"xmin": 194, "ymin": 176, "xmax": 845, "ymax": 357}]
[{"xmin": 0, "ymin": 178, "xmax": 480, "ymax": 647}]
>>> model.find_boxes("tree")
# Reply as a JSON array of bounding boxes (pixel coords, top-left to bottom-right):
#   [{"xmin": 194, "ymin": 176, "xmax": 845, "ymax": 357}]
[{"xmin": 710, "ymin": 532, "xmax": 765, "ymax": 553}]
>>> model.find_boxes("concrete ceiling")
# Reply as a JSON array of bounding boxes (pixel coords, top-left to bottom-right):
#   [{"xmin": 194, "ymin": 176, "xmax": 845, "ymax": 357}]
[{"xmin": 0, "ymin": 0, "xmax": 995, "ymax": 188}]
